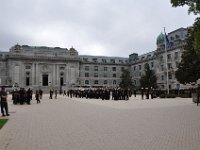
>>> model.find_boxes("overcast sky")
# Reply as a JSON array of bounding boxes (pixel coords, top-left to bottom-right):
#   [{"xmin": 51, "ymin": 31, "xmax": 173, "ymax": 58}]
[{"xmin": 0, "ymin": 0, "xmax": 196, "ymax": 57}]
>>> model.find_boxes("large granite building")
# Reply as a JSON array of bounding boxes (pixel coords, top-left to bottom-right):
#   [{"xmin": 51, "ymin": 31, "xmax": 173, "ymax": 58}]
[{"xmin": 0, "ymin": 27, "xmax": 188, "ymax": 91}]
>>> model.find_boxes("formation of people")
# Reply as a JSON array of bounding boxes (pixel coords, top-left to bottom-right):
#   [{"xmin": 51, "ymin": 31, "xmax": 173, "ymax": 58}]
[{"xmin": 65, "ymin": 88, "xmax": 132, "ymax": 100}]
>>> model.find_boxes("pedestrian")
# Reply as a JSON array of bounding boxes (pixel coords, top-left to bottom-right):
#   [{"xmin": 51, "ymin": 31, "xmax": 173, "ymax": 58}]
[
  {"xmin": 0, "ymin": 87, "xmax": 10, "ymax": 116},
  {"xmin": 134, "ymin": 89, "xmax": 137, "ymax": 97},
  {"xmin": 55, "ymin": 90, "xmax": 57, "ymax": 99},
  {"xmin": 35, "ymin": 90, "xmax": 40, "ymax": 104},
  {"xmin": 196, "ymin": 85, "xmax": 200, "ymax": 106},
  {"xmin": 141, "ymin": 88, "xmax": 144, "ymax": 100}
]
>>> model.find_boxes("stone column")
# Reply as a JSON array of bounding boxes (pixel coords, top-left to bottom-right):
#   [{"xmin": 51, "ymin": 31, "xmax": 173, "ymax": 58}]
[
  {"xmin": 36, "ymin": 63, "xmax": 39, "ymax": 86},
  {"xmin": 32, "ymin": 63, "xmax": 35, "ymax": 85},
  {"xmin": 57, "ymin": 64, "xmax": 59, "ymax": 86},
  {"xmin": 53, "ymin": 64, "xmax": 56, "ymax": 86}
]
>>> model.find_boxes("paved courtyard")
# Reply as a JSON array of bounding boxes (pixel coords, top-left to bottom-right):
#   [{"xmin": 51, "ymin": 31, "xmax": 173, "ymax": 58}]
[{"xmin": 0, "ymin": 95, "xmax": 200, "ymax": 150}]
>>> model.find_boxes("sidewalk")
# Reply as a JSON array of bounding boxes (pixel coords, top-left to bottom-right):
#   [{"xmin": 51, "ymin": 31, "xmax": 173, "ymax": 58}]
[{"xmin": 0, "ymin": 95, "xmax": 200, "ymax": 150}]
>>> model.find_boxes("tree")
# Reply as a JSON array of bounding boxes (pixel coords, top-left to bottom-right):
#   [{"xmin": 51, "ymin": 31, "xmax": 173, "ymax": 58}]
[
  {"xmin": 170, "ymin": 0, "xmax": 200, "ymax": 14},
  {"xmin": 140, "ymin": 63, "xmax": 157, "ymax": 89},
  {"xmin": 170, "ymin": 0, "xmax": 200, "ymax": 55},
  {"xmin": 119, "ymin": 69, "xmax": 134, "ymax": 90},
  {"xmin": 193, "ymin": 18, "xmax": 200, "ymax": 55},
  {"xmin": 175, "ymin": 28, "xmax": 200, "ymax": 84}
]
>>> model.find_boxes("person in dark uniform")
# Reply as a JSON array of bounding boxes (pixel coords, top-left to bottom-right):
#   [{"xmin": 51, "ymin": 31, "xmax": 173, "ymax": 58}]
[
  {"xmin": 134, "ymin": 89, "xmax": 137, "ymax": 97},
  {"xmin": 35, "ymin": 90, "xmax": 40, "ymax": 104},
  {"xmin": 49, "ymin": 89, "xmax": 53, "ymax": 99},
  {"xmin": 196, "ymin": 85, "xmax": 200, "ymax": 106},
  {"xmin": 0, "ymin": 87, "xmax": 10, "ymax": 116},
  {"xmin": 141, "ymin": 88, "xmax": 144, "ymax": 100}
]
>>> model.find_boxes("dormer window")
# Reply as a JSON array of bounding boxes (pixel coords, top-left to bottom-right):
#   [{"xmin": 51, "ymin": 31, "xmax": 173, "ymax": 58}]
[
  {"xmin": 110, "ymin": 59, "xmax": 115, "ymax": 63},
  {"xmin": 93, "ymin": 58, "xmax": 97, "ymax": 63}
]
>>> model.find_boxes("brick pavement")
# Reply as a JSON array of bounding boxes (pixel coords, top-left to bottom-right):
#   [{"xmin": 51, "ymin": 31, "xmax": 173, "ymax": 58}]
[{"xmin": 0, "ymin": 95, "xmax": 200, "ymax": 150}]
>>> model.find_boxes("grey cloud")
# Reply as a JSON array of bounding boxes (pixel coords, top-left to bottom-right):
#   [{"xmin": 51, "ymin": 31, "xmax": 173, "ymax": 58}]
[{"xmin": 0, "ymin": 0, "xmax": 196, "ymax": 57}]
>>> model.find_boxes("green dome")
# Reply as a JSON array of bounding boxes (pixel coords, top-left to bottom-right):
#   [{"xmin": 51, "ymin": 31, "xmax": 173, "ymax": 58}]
[{"xmin": 156, "ymin": 32, "xmax": 165, "ymax": 44}]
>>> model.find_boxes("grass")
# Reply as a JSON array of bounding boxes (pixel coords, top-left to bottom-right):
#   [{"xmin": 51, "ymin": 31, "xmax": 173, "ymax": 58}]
[{"xmin": 0, "ymin": 119, "xmax": 8, "ymax": 129}]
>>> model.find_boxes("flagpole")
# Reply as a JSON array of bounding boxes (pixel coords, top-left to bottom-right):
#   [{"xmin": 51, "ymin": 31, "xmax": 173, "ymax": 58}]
[{"xmin": 164, "ymin": 27, "xmax": 169, "ymax": 94}]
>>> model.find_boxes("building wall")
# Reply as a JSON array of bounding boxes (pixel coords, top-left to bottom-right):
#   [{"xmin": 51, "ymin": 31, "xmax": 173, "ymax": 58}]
[{"xmin": 0, "ymin": 27, "xmax": 189, "ymax": 90}]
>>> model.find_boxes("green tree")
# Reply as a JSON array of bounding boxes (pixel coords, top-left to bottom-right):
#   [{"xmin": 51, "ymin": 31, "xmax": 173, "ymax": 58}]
[
  {"xmin": 193, "ymin": 18, "xmax": 200, "ymax": 55},
  {"xmin": 170, "ymin": 0, "xmax": 200, "ymax": 14},
  {"xmin": 119, "ymin": 69, "xmax": 134, "ymax": 90},
  {"xmin": 140, "ymin": 63, "xmax": 157, "ymax": 89},
  {"xmin": 175, "ymin": 28, "xmax": 200, "ymax": 83},
  {"xmin": 170, "ymin": 0, "xmax": 200, "ymax": 55}
]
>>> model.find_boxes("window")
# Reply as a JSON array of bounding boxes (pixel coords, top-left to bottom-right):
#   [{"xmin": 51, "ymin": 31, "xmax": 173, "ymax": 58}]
[
  {"xmin": 168, "ymin": 73, "xmax": 172, "ymax": 79},
  {"xmin": 85, "ymin": 80, "xmax": 89, "ymax": 85},
  {"xmin": 151, "ymin": 62, "xmax": 154, "ymax": 68},
  {"xmin": 26, "ymin": 72, "xmax": 30, "ymax": 76},
  {"xmin": 161, "ymin": 75, "xmax": 164, "ymax": 80},
  {"xmin": 174, "ymin": 52, "xmax": 178, "ymax": 60},
  {"xmin": 168, "ymin": 63, "xmax": 172, "ymax": 69},
  {"xmin": 160, "ymin": 56, "xmax": 163, "ymax": 62},
  {"xmin": 104, "ymin": 73, "xmax": 108, "ymax": 78},
  {"xmin": 112, "ymin": 67, "xmax": 116, "ymax": 71},
  {"xmin": 167, "ymin": 54, "xmax": 171, "ymax": 61},
  {"xmin": 161, "ymin": 65, "xmax": 164, "ymax": 71},
  {"xmin": 93, "ymin": 58, "xmax": 97, "ymax": 63},
  {"xmin": 121, "ymin": 67, "xmax": 124, "ymax": 71},
  {"xmin": 25, "ymin": 66, "xmax": 31, "ymax": 69},
  {"xmin": 83, "ymin": 58, "xmax": 88, "ymax": 62},
  {"xmin": 60, "ymin": 67, "xmax": 65, "ymax": 70},
  {"xmin": 110, "ymin": 59, "xmax": 115, "ymax": 63},
  {"xmin": 113, "ymin": 74, "xmax": 116, "ymax": 78},
  {"xmin": 119, "ymin": 60, "xmax": 124, "ymax": 63},
  {"xmin": 94, "ymin": 73, "xmax": 98, "ymax": 77},
  {"xmin": 113, "ymin": 80, "xmax": 117, "ymax": 85},
  {"xmin": 139, "ymin": 65, "xmax": 142, "ymax": 70},
  {"xmin": 94, "ymin": 66, "xmax": 98, "ymax": 71},
  {"xmin": 175, "ymin": 34, "xmax": 180, "ymax": 39},
  {"xmin": 104, "ymin": 67, "xmax": 108, "ymax": 71},
  {"xmin": 175, "ymin": 62, "xmax": 179, "ymax": 68},
  {"xmin": 85, "ymin": 66, "xmax": 89, "ymax": 71},
  {"xmin": 104, "ymin": 80, "xmax": 108, "ymax": 84},
  {"xmin": 133, "ymin": 66, "xmax": 136, "ymax": 70},
  {"xmin": 102, "ymin": 59, "xmax": 107, "ymax": 63},
  {"xmin": 85, "ymin": 73, "xmax": 89, "ymax": 77},
  {"xmin": 94, "ymin": 80, "xmax": 99, "ymax": 84}
]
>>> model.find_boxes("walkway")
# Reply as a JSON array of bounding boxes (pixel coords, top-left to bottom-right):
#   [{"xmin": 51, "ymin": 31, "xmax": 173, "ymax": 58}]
[{"xmin": 0, "ymin": 95, "xmax": 200, "ymax": 150}]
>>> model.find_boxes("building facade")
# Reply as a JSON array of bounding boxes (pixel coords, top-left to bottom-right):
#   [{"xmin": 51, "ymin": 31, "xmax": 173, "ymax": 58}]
[{"xmin": 0, "ymin": 27, "xmax": 188, "ymax": 91}]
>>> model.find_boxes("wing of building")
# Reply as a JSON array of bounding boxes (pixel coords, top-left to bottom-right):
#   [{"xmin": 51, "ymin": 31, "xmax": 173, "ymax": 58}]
[{"xmin": 0, "ymin": 27, "xmax": 189, "ymax": 91}]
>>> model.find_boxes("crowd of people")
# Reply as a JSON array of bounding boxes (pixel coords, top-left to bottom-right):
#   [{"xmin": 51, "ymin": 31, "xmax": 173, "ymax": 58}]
[
  {"xmin": 12, "ymin": 88, "xmax": 43, "ymax": 105},
  {"xmin": 1, "ymin": 85, "xmax": 200, "ymax": 117}
]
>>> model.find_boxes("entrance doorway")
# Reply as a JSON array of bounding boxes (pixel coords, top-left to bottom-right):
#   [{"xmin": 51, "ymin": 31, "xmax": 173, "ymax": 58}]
[{"xmin": 42, "ymin": 74, "xmax": 48, "ymax": 86}]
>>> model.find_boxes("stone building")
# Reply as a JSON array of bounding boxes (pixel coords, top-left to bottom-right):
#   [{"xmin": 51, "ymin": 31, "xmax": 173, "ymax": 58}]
[{"xmin": 0, "ymin": 27, "xmax": 189, "ymax": 91}]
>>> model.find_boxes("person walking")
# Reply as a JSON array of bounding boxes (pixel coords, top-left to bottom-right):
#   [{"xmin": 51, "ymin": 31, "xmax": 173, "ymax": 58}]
[
  {"xmin": 0, "ymin": 87, "xmax": 10, "ymax": 116},
  {"xmin": 35, "ymin": 90, "xmax": 40, "ymax": 104}
]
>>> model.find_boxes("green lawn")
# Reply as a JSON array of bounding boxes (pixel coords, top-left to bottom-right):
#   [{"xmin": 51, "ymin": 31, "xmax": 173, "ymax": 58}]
[{"xmin": 0, "ymin": 119, "xmax": 8, "ymax": 129}]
